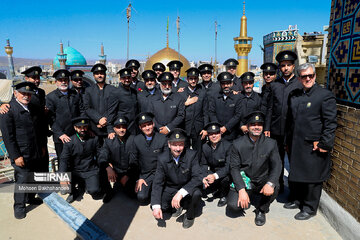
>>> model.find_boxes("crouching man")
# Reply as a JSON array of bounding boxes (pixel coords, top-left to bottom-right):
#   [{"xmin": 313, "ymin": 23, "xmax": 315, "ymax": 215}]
[
  {"xmin": 59, "ymin": 117, "xmax": 103, "ymax": 203},
  {"xmin": 227, "ymin": 111, "xmax": 281, "ymax": 226},
  {"xmin": 201, "ymin": 122, "xmax": 232, "ymax": 207},
  {"xmin": 151, "ymin": 129, "xmax": 202, "ymax": 229}
]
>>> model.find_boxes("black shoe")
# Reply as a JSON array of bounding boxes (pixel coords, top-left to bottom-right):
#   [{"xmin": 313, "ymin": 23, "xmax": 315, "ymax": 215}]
[
  {"xmin": 102, "ymin": 191, "xmax": 114, "ymax": 203},
  {"xmin": 217, "ymin": 197, "xmax": 227, "ymax": 207},
  {"xmin": 254, "ymin": 211, "xmax": 266, "ymax": 226},
  {"xmin": 27, "ymin": 197, "xmax": 43, "ymax": 205},
  {"xmin": 14, "ymin": 210, "xmax": 26, "ymax": 219},
  {"xmin": 283, "ymin": 201, "xmax": 299, "ymax": 209},
  {"xmin": 171, "ymin": 207, "xmax": 183, "ymax": 218},
  {"xmin": 182, "ymin": 213, "xmax": 194, "ymax": 229},
  {"xmin": 66, "ymin": 194, "xmax": 76, "ymax": 203},
  {"xmin": 294, "ymin": 210, "xmax": 315, "ymax": 220}
]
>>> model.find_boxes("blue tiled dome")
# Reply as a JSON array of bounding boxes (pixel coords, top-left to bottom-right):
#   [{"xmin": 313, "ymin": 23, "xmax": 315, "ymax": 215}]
[{"xmin": 53, "ymin": 47, "xmax": 87, "ymax": 69}]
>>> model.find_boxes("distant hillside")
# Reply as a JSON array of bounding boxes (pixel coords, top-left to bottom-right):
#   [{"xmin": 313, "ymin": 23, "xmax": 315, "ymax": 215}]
[{"xmin": 0, "ymin": 56, "xmax": 128, "ymax": 67}]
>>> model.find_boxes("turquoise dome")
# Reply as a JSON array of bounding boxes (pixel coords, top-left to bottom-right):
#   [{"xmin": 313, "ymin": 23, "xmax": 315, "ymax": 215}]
[{"xmin": 53, "ymin": 47, "xmax": 87, "ymax": 69}]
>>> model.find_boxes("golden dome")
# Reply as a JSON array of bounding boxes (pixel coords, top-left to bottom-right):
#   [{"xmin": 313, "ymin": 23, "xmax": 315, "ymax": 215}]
[{"xmin": 144, "ymin": 46, "xmax": 191, "ymax": 78}]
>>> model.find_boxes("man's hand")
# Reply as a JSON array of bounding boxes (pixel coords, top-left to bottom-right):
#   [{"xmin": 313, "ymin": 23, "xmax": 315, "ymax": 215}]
[
  {"xmin": 99, "ymin": 117, "xmax": 107, "ymax": 127},
  {"xmin": 60, "ymin": 181, "xmax": 70, "ymax": 186},
  {"xmin": 108, "ymin": 132, "xmax": 115, "ymax": 139},
  {"xmin": 14, "ymin": 156, "xmax": 25, "ymax": 167},
  {"xmin": 135, "ymin": 179, "xmax": 148, "ymax": 193},
  {"xmin": 220, "ymin": 126, "xmax": 227, "ymax": 134},
  {"xmin": 59, "ymin": 134, "xmax": 71, "ymax": 143},
  {"xmin": 313, "ymin": 141, "xmax": 328, "ymax": 153},
  {"xmin": 260, "ymin": 183, "xmax": 274, "ymax": 196},
  {"xmin": 159, "ymin": 126, "xmax": 169, "ymax": 135},
  {"xmin": 106, "ymin": 166, "xmax": 117, "ymax": 182},
  {"xmin": 202, "ymin": 178, "xmax": 210, "ymax": 188},
  {"xmin": 177, "ymin": 87, "xmax": 185, "ymax": 93},
  {"xmin": 0, "ymin": 104, "xmax": 10, "ymax": 114},
  {"xmin": 205, "ymin": 174, "xmax": 216, "ymax": 184},
  {"xmin": 237, "ymin": 188, "xmax": 250, "ymax": 209},
  {"xmin": 233, "ymin": 90, "xmax": 239, "ymax": 95},
  {"xmin": 153, "ymin": 208, "xmax": 163, "ymax": 219},
  {"xmin": 171, "ymin": 192, "xmax": 183, "ymax": 209},
  {"xmin": 240, "ymin": 125, "xmax": 248, "ymax": 134},
  {"xmin": 200, "ymin": 130, "xmax": 208, "ymax": 140},
  {"xmin": 120, "ymin": 175, "xmax": 129, "ymax": 187},
  {"xmin": 264, "ymin": 131, "xmax": 271, "ymax": 137},
  {"xmin": 185, "ymin": 96, "xmax": 198, "ymax": 106}
]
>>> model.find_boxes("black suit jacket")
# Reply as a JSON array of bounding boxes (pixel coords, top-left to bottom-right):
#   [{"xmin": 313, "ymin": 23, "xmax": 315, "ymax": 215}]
[
  {"xmin": 230, "ymin": 134, "xmax": 281, "ymax": 191},
  {"xmin": 286, "ymin": 84, "xmax": 337, "ymax": 182},
  {"xmin": 0, "ymin": 98, "xmax": 42, "ymax": 165},
  {"xmin": 151, "ymin": 148, "xmax": 202, "ymax": 206},
  {"xmin": 201, "ymin": 139, "xmax": 232, "ymax": 179},
  {"xmin": 46, "ymin": 89, "xmax": 83, "ymax": 143},
  {"xmin": 83, "ymin": 83, "xmax": 116, "ymax": 136}
]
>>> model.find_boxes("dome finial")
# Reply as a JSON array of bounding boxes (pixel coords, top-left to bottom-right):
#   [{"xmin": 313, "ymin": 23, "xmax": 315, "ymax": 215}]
[
  {"xmin": 166, "ymin": 16, "xmax": 169, "ymax": 48},
  {"xmin": 243, "ymin": 1, "xmax": 246, "ymax": 15}
]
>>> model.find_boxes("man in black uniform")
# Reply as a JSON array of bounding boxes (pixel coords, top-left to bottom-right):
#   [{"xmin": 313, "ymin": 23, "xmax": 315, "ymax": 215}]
[
  {"xmin": 285, "ymin": 63, "xmax": 337, "ymax": 220},
  {"xmin": 223, "ymin": 58, "xmax": 243, "ymax": 92},
  {"xmin": 201, "ymin": 122, "xmax": 232, "ymax": 207},
  {"xmin": 260, "ymin": 62, "xmax": 277, "ymax": 137},
  {"xmin": 228, "ymin": 111, "xmax": 281, "ymax": 226},
  {"xmin": 239, "ymin": 72, "xmax": 266, "ymax": 134},
  {"xmin": 208, "ymin": 72, "xmax": 242, "ymax": 141},
  {"xmin": 126, "ymin": 59, "xmax": 146, "ymax": 91},
  {"xmin": 178, "ymin": 67, "xmax": 208, "ymax": 152},
  {"xmin": 98, "ymin": 116, "xmax": 135, "ymax": 200},
  {"xmin": 151, "ymin": 129, "xmax": 202, "ymax": 229},
  {"xmin": 167, "ymin": 60, "xmax": 187, "ymax": 92},
  {"xmin": 59, "ymin": 117, "xmax": 102, "ymax": 203},
  {"xmin": 198, "ymin": 63, "xmax": 220, "ymax": 94},
  {"xmin": 0, "ymin": 67, "xmax": 49, "ymax": 171},
  {"xmin": 46, "ymin": 69, "xmax": 83, "ymax": 160},
  {"xmin": 1, "ymin": 82, "xmax": 44, "ymax": 219},
  {"xmin": 148, "ymin": 72, "xmax": 185, "ymax": 135},
  {"xmin": 152, "ymin": 62, "xmax": 166, "ymax": 78},
  {"xmin": 70, "ymin": 70, "xmax": 87, "ymax": 103},
  {"xmin": 108, "ymin": 68, "xmax": 138, "ymax": 136},
  {"xmin": 129, "ymin": 112, "xmax": 167, "ymax": 204},
  {"xmin": 84, "ymin": 63, "xmax": 116, "ymax": 139},
  {"xmin": 265, "ymin": 50, "xmax": 302, "ymax": 192},
  {"xmin": 138, "ymin": 70, "xmax": 161, "ymax": 113}
]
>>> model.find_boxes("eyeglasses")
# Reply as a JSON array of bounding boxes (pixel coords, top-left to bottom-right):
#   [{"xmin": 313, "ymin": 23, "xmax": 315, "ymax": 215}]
[{"xmin": 300, "ymin": 74, "xmax": 315, "ymax": 80}]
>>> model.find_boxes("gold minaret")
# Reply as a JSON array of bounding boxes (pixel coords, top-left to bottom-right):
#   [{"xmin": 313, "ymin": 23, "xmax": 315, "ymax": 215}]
[{"xmin": 233, "ymin": 1, "xmax": 252, "ymax": 76}]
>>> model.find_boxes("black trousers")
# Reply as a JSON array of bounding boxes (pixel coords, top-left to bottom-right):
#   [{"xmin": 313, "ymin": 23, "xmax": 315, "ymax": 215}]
[
  {"xmin": 271, "ymin": 134, "xmax": 285, "ymax": 187},
  {"xmin": 161, "ymin": 187, "xmax": 202, "ymax": 219},
  {"xmin": 186, "ymin": 129, "xmax": 203, "ymax": 160},
  {"xmin": 12, "ymin": 165, "xmax": 36, "ymax": 213},
  {"xmin": 203, "ymin": 175, "xmax": 230, "ymax": 198},
  {"xmin": 290, "ymin": 182, "xmax": 323, "ymax": 215},
  {"xmin": 227, "ymin": 183, "xmax": 279, "ymax": 213},
  {"xmin": 136, "ymin": 175, "xmax": 154, "ymax": 204},
  {"xmin": 72, "ymin": 171, "xmax": 102, "ymax": 199},
  {"xmin": 54, "ymin": 142, "xmax": 64, "ymax": 161}
]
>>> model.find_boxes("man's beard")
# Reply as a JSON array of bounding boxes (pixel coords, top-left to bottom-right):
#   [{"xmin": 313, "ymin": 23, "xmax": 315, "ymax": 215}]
[
  {"xmin": 146, "ymin": 85, "xmax": 155, "ymax": 90},
  {"xmin": 223, "ymin": 88, "xmax": 231, "ymax": 94},
  {"xmin": 78, "ymin": 131, "xmax": 87, "ymax": 138},
  {"xmin": 58, "ymin": 84, "xmax": 68, "ymax": 91},
  {"xmin": 161, "ymin": 88, "xmax": 171, "ymax": 95}
]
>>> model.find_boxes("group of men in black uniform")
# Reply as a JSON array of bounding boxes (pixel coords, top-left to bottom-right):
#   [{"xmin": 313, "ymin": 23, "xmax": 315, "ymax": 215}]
[{"xmin": 0, "ymin": 50, "xmax": 337, "ymax": 229}]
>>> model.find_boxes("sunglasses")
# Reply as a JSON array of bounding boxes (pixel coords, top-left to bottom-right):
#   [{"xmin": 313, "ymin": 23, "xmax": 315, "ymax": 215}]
[{"xmin": 300, "ymin": 74, "xmax": 315, "ymax": 80}]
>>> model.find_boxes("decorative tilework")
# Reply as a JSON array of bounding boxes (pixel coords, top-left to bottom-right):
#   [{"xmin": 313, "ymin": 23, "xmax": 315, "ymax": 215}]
[{"xmin": 327, "ymin": 0, "xmax": 360, "ymax": 107}]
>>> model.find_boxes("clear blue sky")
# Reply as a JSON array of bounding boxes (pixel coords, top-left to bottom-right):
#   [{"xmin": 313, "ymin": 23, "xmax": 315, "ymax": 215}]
[{"xmin": 1, "ymin": 0, "xmax": 331, "ymax": 66}]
